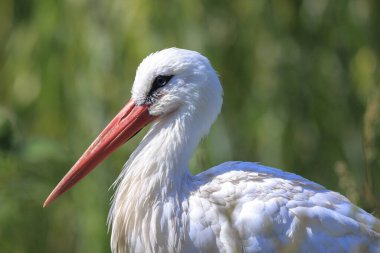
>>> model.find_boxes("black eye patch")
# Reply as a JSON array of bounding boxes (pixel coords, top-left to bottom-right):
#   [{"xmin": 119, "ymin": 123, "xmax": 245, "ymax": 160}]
[{"xmin": 149, "ymin": 75, "xmax": 174, "ymax": 95}]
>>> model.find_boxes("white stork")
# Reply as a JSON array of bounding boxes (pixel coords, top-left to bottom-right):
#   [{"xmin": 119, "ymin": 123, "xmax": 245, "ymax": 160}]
[{"xmin": 44, "ymin": 48, "xmax": 380, "ymax": 253}]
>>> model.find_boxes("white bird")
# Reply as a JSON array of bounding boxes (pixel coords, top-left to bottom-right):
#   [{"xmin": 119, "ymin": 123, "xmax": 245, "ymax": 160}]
[{"xmin": 44, "ymin": 48, "xmax": 380, "ymax": 253}]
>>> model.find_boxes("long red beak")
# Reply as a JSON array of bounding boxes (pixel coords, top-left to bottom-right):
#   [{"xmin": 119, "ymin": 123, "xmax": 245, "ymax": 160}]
[{"xmin": 43, "ymin": 99, "xmax": 156, "ymax": 207}]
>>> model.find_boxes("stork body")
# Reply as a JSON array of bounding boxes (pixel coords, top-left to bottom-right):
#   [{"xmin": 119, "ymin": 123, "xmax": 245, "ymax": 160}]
[{"xmin": 45, "ymin": 48, "xmax": 380, "ymax": 253}]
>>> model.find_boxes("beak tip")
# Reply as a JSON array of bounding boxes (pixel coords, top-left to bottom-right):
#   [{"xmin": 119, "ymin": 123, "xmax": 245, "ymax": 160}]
[
  {"xmin": 43, "ymin": 191, "xmax": 57, "ymax": 208},
  {"xmin": 43, "ymin": 200, "xmax": 49, "ymax": 208}
]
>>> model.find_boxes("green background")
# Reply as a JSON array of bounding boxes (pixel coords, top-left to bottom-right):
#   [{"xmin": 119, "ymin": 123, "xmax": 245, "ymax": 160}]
[{"xmin": 0, "ymin": 0, "xmax": 379, "ymax": 252}]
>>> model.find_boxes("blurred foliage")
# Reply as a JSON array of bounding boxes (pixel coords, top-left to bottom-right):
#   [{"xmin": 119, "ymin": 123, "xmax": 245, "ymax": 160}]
[{"xmin": 0, "ymin": 0, "xmax": 379, "ymax": 252}]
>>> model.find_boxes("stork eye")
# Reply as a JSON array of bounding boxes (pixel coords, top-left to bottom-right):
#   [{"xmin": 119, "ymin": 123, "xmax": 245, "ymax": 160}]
[
  {"xmin": 145, "ymin": 75, "xmax": 174, "ymax": 104},
  {"xmin": 151, "ymin": 75, "xmax": 173, "ymax": 92}
]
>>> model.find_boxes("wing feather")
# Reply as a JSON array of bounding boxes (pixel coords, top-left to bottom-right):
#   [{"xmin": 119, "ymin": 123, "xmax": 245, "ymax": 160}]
[{"xmin": 187, "ymin": 162, "xmax": 380, "ymax": 253}]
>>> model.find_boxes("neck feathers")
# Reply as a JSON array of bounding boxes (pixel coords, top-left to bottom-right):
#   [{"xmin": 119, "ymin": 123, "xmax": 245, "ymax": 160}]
[{"xmin": 108, "ymin": 111, "xmax": 201, "ymax": 252}]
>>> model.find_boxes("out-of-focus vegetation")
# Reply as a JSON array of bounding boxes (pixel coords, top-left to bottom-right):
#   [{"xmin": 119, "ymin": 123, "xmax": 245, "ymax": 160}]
[{"xmin": 0, "ymin": 0, "xmax": 379, "ymax": 252}]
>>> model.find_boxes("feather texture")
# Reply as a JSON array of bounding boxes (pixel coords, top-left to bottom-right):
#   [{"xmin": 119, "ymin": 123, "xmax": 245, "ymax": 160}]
[{"xmin": 104, "ymin": 48, "xmax": 380, "ymax": 253}]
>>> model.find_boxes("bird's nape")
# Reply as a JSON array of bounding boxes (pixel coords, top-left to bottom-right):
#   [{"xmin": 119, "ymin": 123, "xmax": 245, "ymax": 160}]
[{"xmin": 43, "ymin": 99, "xmax": 156, "ymax": 207}]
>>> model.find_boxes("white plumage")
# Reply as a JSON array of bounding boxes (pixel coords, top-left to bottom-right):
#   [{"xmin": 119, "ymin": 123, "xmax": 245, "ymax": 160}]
[{"xmin": 45, "ymin": 48, "xmax": 380, "ymax": 253}]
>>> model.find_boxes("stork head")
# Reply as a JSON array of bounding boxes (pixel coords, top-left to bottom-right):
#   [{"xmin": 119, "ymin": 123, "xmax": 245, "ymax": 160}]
[
  {"xmin": 44, "ymin": 48, "xmax": 222, "ymax": 207},
  {"xmin": 133, "ymin": 48, "xmax": 222, "ymax": 119}
]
